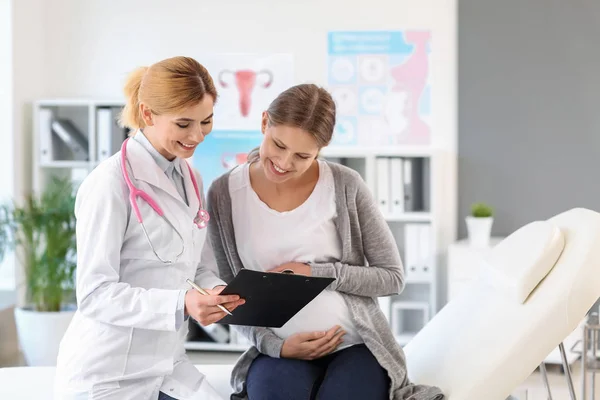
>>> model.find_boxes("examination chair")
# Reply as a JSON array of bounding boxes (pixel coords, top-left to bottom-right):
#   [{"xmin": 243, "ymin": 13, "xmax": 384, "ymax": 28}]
[
  {"xmin": 0, "ymin": 207, "xmax": 599, "ymax": 399},
  {"xmin": 404, "ymin": 207, "xmax": 600, "ymax": 399}
]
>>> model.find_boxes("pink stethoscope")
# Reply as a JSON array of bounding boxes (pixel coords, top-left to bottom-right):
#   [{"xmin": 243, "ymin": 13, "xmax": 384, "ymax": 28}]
[{"xmin": 120, "ymin": 137, "xmax": 210, "ymax": 264}]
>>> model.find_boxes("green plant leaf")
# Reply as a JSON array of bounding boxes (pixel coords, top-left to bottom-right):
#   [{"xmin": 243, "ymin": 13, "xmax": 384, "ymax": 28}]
[
  {"xmin": 0, "ymin": 176, "xmax": 77, "ymax": 312},
  {"xmin": 471, "ymin": 202, "xmax": 493, "ymax": 218}
]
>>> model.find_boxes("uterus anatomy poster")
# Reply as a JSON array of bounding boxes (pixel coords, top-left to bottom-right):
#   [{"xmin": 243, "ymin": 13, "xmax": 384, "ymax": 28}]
[
  {"xmin": 191, "ymin": 53, "xmax": 294, "ymax": 193},
  {"xmin": 327, "ymin": 31, "xmax": 431, "ymax": 147}
]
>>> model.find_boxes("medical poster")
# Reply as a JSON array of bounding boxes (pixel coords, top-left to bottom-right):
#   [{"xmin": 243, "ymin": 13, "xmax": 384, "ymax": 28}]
[
  {"xmin": 327, "ymin": 31, "xmax": 432, "ymax": 147},
  {"xmin": 191, "ymin": 53, "xmax": 294, "ymax": 193}
]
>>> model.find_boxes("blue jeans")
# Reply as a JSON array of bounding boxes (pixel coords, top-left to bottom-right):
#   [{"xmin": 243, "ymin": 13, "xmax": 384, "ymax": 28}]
[
  {"xmin": 246, "ymin": 344, "xmax": 390, "ymax": 400},
  {"xmin": 158, "ymin": 392, "xmax": 176, "ymax": 400}
]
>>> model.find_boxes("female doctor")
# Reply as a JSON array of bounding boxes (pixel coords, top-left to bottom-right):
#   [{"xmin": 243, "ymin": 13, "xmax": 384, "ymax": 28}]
[{"xmin": 54, "ymin": 56, "xmax": 245, "ymax": 400}]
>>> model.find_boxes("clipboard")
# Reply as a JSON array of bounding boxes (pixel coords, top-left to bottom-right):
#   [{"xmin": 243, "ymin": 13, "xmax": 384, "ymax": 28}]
[{"xmin": 218, "ymin": 269, "xmax": 335, "ymax": 328}]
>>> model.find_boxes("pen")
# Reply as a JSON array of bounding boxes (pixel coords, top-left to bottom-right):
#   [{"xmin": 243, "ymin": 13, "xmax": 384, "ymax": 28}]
[{"xmin": 185, "ymin": 278, "xmax": 234, "ymax": 316}]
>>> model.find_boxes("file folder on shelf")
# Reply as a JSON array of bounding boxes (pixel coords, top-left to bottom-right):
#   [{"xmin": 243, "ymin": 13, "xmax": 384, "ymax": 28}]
[
  {"xmin": 390, "ymin": 157, "xmax": 405, "ymax": 215},
  {"xmin": 418, "ymin": 223, "xmax": 432, "ymax": 281},
  {"xmin": 376, "ymin": 157, "xmax": 391, "ymax": 216},
  {"xmin": 422, "ymin": 158, "xmax": 431, "ymax": 212},
  {"xmin": 38, "ymin": 108, "xmax": 54, "ymax": 163},
  {"xmin": 51, "ymin": 119, "xmax": 89, "ymax": 161},
  {"xmin": 403, "ymin": 158, "xmax": 425, "ymax": 212},
  {"xmin": 404, "ymin": 223, "xmax": 433, "ymax": 282},
  {"xmin": 404, "ymin": 223, "xmax": 421, "ymax": 282},
  {"xmin": 97, "ymin": 108, "xmax": 127, "ymax": 162}
]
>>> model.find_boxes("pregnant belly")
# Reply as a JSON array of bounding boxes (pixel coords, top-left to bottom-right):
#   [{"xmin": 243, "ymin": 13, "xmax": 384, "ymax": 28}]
[{"xmin": 271, "ymin": 290, "xmax": 363, "ymax": 348}]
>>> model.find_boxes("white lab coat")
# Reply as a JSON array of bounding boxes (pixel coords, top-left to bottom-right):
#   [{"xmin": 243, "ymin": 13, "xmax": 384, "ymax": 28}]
[{"xmin": 54, "ymin": 138, "xmax": 226, "ymax": 400}]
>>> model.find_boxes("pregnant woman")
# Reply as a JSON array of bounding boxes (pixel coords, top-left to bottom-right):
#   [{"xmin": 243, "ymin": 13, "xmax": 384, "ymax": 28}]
[{"xmin": 205, "ymin": 83, "xmax": 445, "ymax": 400}]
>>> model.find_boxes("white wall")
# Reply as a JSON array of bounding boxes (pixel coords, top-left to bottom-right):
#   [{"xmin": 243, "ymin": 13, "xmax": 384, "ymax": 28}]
[
  {"xmin": 13, "ymin": 0, "xmax": 457, "ymax": 302},
  {"xmin": 42, "ymin": 0, "xmax": 458, "ymax": 241},
  {"xmin": 5, "ymin": 0, "xmax": 47, "ymax": 297},
  {"xmin": 0, "ymin": 0, "xmax": 14, "ymax": 290},
  {"xmin": 40, "ymin": 0, "xmax": 457, "ymax": 149}
]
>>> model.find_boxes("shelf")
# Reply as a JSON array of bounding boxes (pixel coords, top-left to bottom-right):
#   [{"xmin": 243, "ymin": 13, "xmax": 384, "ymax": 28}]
[
  {"xmin": 321, "ymin": 146, "xmax": 435, "ymax": 158},
  {"xmin": 35, "ymin": 98, "xmax": 125, "ymax": 107},
  {"xmin": 91, "ymin": 100, "xmax": 126, "ymax": 107},
  {"xmin": 39, "ymin": 161, "xmax": 91, "ymax": 169},
  {"xmin": 184, "ymin": 341, "xmax": 250, "ymax": 352},
  {"xmin": 384, "ymin": 212, "xmax": 432, "ymax": 222},
  {"xmin": 36, "ymin": 99, "xmax": 96, "ymax": 107}
]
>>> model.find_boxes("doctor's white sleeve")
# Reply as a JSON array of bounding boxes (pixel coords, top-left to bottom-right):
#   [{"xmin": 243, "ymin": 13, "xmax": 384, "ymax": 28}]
[
  {"xmin": 194, "ymin": 171, "xmax": 227, "ymax": 290},
  {"xmin": 74, "ymin": 169, "xmax": 183, "ymax": 332},
  {"xmin": 196, "ymin": 234, "xmax": 227, "ymax": 289}
]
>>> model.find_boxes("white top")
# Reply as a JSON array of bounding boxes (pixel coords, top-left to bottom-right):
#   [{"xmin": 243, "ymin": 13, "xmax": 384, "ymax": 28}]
[{"xmin": 230, "ymin": 160, "xmax": 362, "ymax": 349}]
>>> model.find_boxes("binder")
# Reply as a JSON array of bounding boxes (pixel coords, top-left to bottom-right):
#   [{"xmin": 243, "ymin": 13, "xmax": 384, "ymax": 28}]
[
  {"xmin": 51, "ymin": 119, "xmax": 89, "ymax": 161},
  {"xmin": 403, "ymin": 158, "xmax": 424, "ymax": 212},
  {"xmin": 38, "ymin": 108, "xmax": 54, "ymax": 163},
  {"xmin": 403, "ymin": 158, "xmax": 414, "ymax": 211},
  {"xmin": 389, "ymin": 157, "xmax": 405, "ymax": 215},
  {"xmin": 404, "ymin": 223, "xmax": 420, "ymax": 282},
  {"xmin": 376, "ymin": 157, "xmax": 391, "ymax": 216},
  {"xmin": 422, "ymin": 158, "xmax": 431, "ymax": 211},
  {"xmin": 418, "ymin": 224, "xmax": 432, "ymax": 281},
  {"xmin": 96, "ymin": 108, "xmax": 112, "ymax": 161},
  {"xmin": 97, "ymin": 108, "xmax": 126, "ymax": 161}
]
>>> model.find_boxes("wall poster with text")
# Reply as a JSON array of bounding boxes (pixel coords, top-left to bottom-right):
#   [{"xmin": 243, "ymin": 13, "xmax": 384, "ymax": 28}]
[{"xmin": 327, "ymin": 31, "xmax": 431, "ymax": 147}]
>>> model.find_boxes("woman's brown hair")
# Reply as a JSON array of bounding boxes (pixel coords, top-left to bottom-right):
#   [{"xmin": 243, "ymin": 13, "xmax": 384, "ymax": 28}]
[
  {"xmin": 248, "ymin": 83, "xmax": 336, "ymax": 162},
  {"xmin": 119, "ymin": 56, "xmax": 218, "ymax": 130}
]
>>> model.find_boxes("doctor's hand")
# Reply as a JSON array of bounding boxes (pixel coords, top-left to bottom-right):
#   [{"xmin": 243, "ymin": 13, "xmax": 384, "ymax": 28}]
[
  {"xmin": 270, "ymin": 262, "xmax": 312, "ymax": 276},
  {"xmin": 280, "ymin": 325, "xmax": 346, "ymax": 360},
  {"xmin": 184, "ymin": 287, "xmax": 245, "ymax": 326}
]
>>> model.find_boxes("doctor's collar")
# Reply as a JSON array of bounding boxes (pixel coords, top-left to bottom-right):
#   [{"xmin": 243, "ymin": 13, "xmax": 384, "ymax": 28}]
[{"xmin": 132, "ymin": 129, "xmax": 179, "ymax": 174}]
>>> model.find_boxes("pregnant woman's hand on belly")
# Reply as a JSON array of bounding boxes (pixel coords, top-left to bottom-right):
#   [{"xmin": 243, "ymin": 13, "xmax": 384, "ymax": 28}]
[
  {"xmin": 185, "ymin": 286, "xmax": 245, "ymax": 326},
  {"xmin": 280, "ymin": 325, "xmax": 346, "ymax": 360},
  {"xmin": 270, "ymin": 262, "xmax": 312, "ymax": 276}
]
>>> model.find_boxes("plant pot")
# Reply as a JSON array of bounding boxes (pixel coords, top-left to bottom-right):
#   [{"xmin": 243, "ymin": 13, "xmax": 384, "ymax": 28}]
[
  {"xmin": 14, "ymin": 306, "xmax": 75, "ymax": 366},
  {"xmin": 466, "ymin": 216, "xmax": 494, "ymax": 247}
]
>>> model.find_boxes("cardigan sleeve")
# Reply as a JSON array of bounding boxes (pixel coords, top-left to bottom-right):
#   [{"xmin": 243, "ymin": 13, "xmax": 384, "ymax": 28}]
[
  {"xmin": 309, "ymin": 169, "xmax": 405, "ymax": 297},
  {"xmin": 205, "ymin": 178, "xmax": 285, "ymax": 358}
]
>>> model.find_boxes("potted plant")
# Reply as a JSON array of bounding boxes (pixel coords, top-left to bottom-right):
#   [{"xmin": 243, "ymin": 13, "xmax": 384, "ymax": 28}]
[
  {"xmin": 0, "ymin": 176, "xmax": 77, "ymax": 366},
  {"xmin": 466, "ymin": 202, "xmax": 494, "ymax": 247}
]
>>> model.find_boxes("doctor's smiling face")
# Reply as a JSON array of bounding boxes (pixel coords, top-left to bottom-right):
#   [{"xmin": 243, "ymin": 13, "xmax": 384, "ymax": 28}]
[
  {"xmin": 119, "ymin": 56, "xmax": 218, "ymax": 161},
  {"xmin": 140, "ymin": 96, "xmax": 214, "ymax": 161}
]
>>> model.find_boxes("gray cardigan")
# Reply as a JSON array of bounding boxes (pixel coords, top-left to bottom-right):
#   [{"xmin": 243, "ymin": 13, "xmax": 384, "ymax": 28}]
[{"xmin": 205, "ymin": 161, "xmax": 445, "ymax": 400}]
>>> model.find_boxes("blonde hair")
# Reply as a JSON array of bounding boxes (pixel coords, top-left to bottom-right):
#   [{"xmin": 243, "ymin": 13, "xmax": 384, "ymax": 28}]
[
  {"xmin": 248, "ymin": 83, "xmax": 336, "ymax": 162},
  {"xmin": 119, "ymin": 56, "xmax": 218, "ymax": 130}
]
